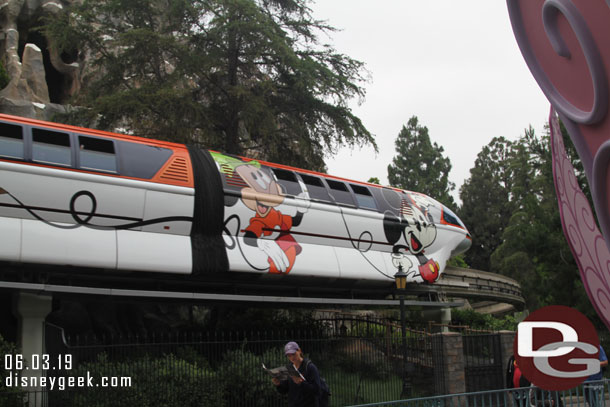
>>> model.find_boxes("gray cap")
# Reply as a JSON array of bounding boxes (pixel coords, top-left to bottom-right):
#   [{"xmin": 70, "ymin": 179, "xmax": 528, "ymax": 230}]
[{"xmin": 284, "ymin": 341, "xmax": 299, "ymax": 355}]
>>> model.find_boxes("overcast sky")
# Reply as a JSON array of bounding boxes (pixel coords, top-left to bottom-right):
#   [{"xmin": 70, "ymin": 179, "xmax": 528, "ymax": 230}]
[{"xmin": 310, "ymin": 1, "xmax": 551, "ymax": 206}]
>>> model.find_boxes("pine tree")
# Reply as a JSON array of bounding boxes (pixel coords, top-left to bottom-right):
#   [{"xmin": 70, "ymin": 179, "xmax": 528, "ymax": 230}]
[
  {"xmin": 387, "ymin": 116, "xmax": 455, "ymax": 208},
  {"xmin": 44, "ymin": 0, "xmax": 376, "ymax": 171},
  {"xmin": 489, "ymin": 126, "xmax": 595, "ymax": 320},
  {"xmin": 458, "ymin": 137, "xmax": 515, "ymax": 271}
]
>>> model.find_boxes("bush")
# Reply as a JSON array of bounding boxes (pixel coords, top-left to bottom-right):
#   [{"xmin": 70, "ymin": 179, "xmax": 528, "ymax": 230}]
[
  {"xmin": 323, "ymin": 339, "xmax": 392, "ymax": 380},
  {"xmin": 321, "ymin": 365, "xmax": 402, "ymax": 406},
  {"xmin": 0, "ymin": 334, "xmax": 18, "ymax": 384},
  {"xmin": 217, "ymin": 347, "xmax": 283, "ymax": 406},
  {"xmin": 452, "ymin": 309, "xmax": 517, "ymax": 331},
  {"xmin": 447, "ymin": 254, "xmax": 469, "ymax": 268},
  {"xmin": 51, "ymin": 353, "xmax": 222, "ymax": 407},
  {"xmin": 0, "ymin": 335, "xmax": 22, "ymax": 407}
]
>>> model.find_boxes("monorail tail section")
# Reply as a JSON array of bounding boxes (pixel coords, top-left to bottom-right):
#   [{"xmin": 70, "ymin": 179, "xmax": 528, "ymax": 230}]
[{"xmin": 0, "ymin": 115, "xmax": 197, "ymax": 275}]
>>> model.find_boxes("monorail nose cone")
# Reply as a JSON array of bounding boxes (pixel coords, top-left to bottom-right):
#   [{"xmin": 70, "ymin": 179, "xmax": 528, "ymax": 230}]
[{"xmin": 453, "ymin": 235, "xmax": 472, "ymax": 256}]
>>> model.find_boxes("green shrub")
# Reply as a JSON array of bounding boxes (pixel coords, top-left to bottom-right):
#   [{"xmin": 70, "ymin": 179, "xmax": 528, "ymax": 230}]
[
  {"xmin": 447, "ymin": 254, "xmax": 469, "ymax": 268},
  {"xmin": 217, "ymin": 347, "xmax": 283, "ymax": 406},
  {"xmin": 51, "ymin": 353, "xmax": 222, "ymax": 407},
  {"xmin": 0, "ymin": 335, "xmax": 22, "ymax": 407},
  {"xmin": 321, "ymin": 365, "xmax": 402, "ymax": 406},
  {"xmin": 261, "ymin": 347, "xmax": 284, "ymax": 369},
  {"xmin": 452, "ymin": 309, "xmax": 517, "ymax": 331}
]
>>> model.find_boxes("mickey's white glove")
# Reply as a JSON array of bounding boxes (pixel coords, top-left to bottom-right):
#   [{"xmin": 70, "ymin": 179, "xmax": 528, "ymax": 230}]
[
  {"xmin": 295, "ymin": 191, "xmax": 310, "ymax": 214},
  {"xmin": 258, "ymin": 239, "xmax": 289, "ymax": 273},
  {"xmin": 391, "ymin": 253, "xmax": 413, "ymax": 271}
]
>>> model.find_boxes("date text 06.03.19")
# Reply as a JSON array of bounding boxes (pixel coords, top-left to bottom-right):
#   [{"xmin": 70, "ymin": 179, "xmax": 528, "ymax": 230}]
[{"xmin": 4, "ymin": 354, "xmax": 72, "ymax": 371}]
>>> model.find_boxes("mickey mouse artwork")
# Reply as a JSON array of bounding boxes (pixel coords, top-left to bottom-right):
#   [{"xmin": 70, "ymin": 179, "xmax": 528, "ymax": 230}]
[{"xmin": 383, "ymin": 194, "xmax": 440, "ymax": 283}]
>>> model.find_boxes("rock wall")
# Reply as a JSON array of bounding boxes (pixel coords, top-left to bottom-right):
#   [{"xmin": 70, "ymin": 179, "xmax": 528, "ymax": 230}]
[{"xmin": 0, "ymin": 0, "xmax": 81, "ymax": 119}]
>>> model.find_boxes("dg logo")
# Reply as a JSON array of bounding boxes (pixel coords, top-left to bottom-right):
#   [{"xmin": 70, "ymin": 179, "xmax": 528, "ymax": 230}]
[{"xmin": 514, "ymin": 305, "xmax": 600, "ymax": 391}]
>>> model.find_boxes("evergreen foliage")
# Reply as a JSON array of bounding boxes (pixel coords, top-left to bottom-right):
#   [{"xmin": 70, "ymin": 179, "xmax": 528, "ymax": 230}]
[
  {"xmin": 387, "ymin": 116, "xmax": 456, "ymax": 208},
  {"xmin": 489, "ymin": 127, "xmax": 591, "ymax": 314},
  {"xmin": 458, "ymin": 137, "xmax": 515, "ymax": 271},
  {"xmin": 460, "ymin": 123, "xmax": 598, "ymax": 325},
  {"xmin": 43, "ymin": 0, "xmax": 376, "ymax": 171}
]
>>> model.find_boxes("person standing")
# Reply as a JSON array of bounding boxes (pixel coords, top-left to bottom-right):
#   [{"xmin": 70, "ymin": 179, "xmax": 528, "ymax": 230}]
[
  {"xmin": 272, "ymin": 341, "xmax": 321, "ymax": 407},
  {"xmin": 584, "ymin": 345, "xmax": 608, "ymax": 407},
  {"xmin": 506, "ymin": 355, "xmax": 531, "ymax": 407}
]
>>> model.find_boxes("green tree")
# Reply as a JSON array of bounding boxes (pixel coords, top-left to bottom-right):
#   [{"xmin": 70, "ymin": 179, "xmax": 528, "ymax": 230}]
[
  {"xmin": 447, "ymin": 254, "xmax": 469, "ymax": 268},
  {"xmin": 490, "ymin": 126, "xmax": 596, "ymax": 322},
  {"xmin": 44, "ymin": 0, "xmax": 375, "ymax": 171},
  {"xmin": 367, "ymin": 177, "xmax": 380, "ymax": 185},
  {"xmin": 458, "ymin": 137, "xmax": 515, "ymax": 271},
  {"xmin": 387, "ymin": 116, "xmax": 455, "ymax": 207}
]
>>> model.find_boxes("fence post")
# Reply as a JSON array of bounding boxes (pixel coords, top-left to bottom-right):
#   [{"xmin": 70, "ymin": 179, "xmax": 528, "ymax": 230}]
[
  {"xmin": 499, "ymin": 330, "xmax": 516, "ymax": 386},
  {"xmin": 433, "ymin": 332, "xmax": 466, "ymax": 395}
]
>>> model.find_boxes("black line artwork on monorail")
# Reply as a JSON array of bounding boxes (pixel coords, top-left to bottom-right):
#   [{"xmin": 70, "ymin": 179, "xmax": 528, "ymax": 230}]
[{"xmin": 0, "ymin": 187, "xmax": 192, "ymax": 230}]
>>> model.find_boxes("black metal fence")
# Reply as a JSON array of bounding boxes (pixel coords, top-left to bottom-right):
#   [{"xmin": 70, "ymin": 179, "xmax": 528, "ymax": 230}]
[
  {"xmin": 463, "ymin": 333, "xmax": 504, "ymax": 393},
  {"xmin": 0, "ymin": 316, "xmax": 507, "ymax": 407}
]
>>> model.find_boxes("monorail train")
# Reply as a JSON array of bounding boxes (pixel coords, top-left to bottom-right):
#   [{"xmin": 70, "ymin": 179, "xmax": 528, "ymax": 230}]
[{"xmin": 0, "ymin": 114, "xmax": 470, "ymax": 284}]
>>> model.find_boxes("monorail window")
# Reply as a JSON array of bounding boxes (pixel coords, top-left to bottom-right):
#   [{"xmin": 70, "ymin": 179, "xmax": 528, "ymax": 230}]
[
  {"xmin": 349, "ymin": 184, "xmax": 377, "ymax": 210},
  {"xmin": 118, "ymin": 141, "xmax": 173, "ymax": 179},
  {"xmin": 32, "ymin": 128, "xmax": 71, "ymax": 166},
  {"xmin": 0, "ymin": 122, "xmax": 24, "ymax": 159},
  {"xmin": 272, "ymin": 168, "xmax": 302, "ymax": 196},
  {"xmin": 326, "ymin": 179, "xmax": 355, "ymax": 206},
  {"xmin": 443, "ymin": 206, "xmax": 465, "ymax": 228},
  {"xmin": 299, "ymin": 173, "xmax": 332, "ymax": 202},
  {"xmin": 78, "ymin": 136, "xmax": 117, "ymax": 173}
]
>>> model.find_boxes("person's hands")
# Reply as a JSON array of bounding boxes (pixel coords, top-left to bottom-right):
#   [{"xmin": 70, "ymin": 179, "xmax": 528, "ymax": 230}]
[
  {"xmin": 290, "ymin": 375, "xmax": 304, "ymax": 384},
  {"xmin": 272, "ymin": 378, "xmax": 281, "ymax": 386}
]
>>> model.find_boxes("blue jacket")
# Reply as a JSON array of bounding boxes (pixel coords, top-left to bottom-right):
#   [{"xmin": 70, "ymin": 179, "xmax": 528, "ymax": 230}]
[{"xmin": 586, "ymin": 345, "xmax": 607, "ymax": 382}]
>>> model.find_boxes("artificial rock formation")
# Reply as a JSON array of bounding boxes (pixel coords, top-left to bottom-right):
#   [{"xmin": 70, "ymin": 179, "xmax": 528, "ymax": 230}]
[{"xmin": 0, "ymin": 0, "xmax": 81, "ymax": 119}]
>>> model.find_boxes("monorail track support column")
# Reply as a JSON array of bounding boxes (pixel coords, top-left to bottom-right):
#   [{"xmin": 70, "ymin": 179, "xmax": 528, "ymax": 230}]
[
  {"xmin": 440, "ymin": 307, "xmax": 451, "ymax": 333},
  {"xmin": 13, "ymin": 292, "xmax": 53, "ymax": 407}
]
